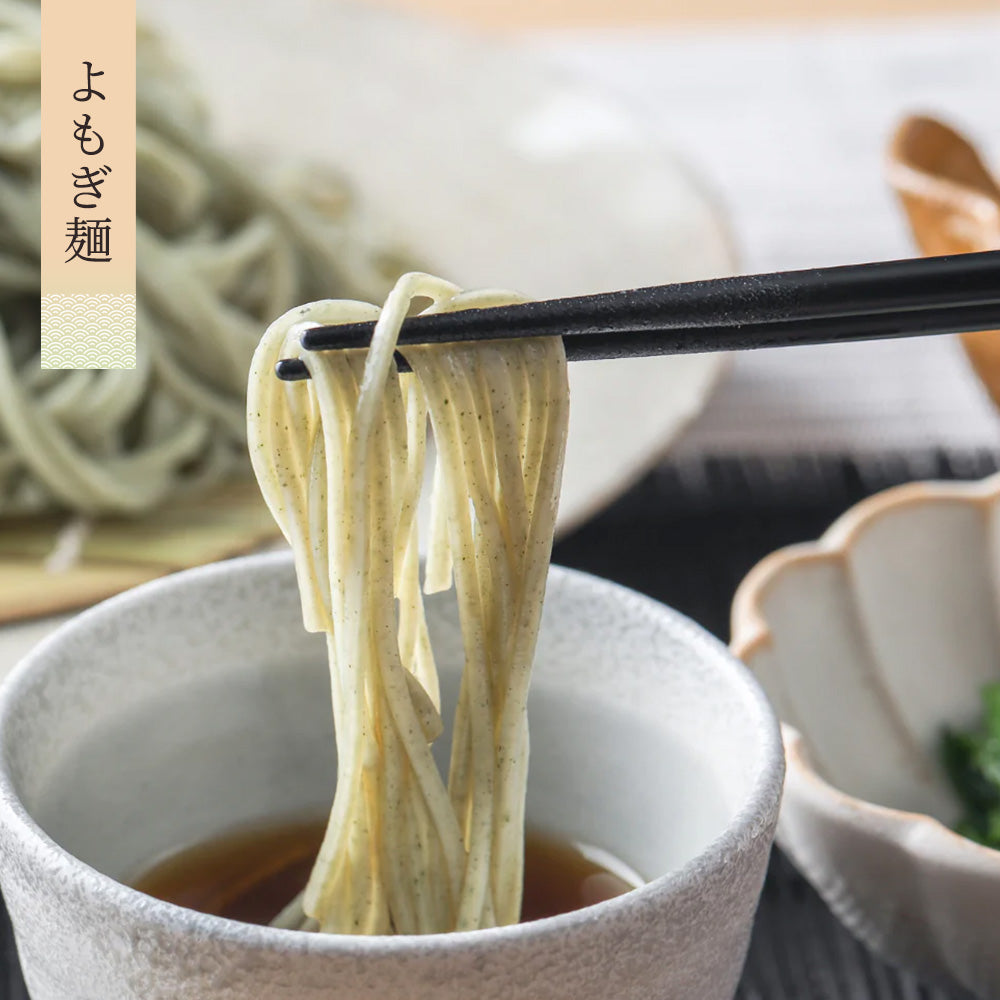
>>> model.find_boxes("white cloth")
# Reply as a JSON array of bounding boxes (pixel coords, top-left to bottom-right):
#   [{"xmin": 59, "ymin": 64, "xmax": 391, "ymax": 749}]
[{"xmin": 530, "ymin": 16, "xmax": 1000, "ymax": 455}]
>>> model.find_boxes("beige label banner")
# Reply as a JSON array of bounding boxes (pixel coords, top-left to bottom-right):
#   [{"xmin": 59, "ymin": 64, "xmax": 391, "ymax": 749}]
[{"xmin": 41, "ymin": 0, "xmax": 136, "ymax": 368}]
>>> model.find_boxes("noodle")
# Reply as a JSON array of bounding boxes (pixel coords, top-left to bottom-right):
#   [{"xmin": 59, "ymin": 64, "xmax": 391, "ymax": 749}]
[
  {"xmin": 247, "ymin": 272, "xmax": 569, "ymax": 934},
  {"xmin": 0, "ymin": 1, "xmax": 400, "ymax": 516}
]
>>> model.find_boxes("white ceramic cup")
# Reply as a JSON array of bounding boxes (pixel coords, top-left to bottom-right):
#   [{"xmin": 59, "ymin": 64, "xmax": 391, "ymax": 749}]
[{"xmin": 0, "ymin": 553, "xmax": 783, "ymax": 1000}]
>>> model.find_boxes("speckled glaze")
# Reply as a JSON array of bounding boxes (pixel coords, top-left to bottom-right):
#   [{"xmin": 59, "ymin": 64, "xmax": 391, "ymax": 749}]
[
  {"xmin": 0, "ymin": 553, "xmax": 782, "ymax": 1000},
  {"xmin": 731, "ymin": 474, "xmax": 1000, "ymax": 997}
]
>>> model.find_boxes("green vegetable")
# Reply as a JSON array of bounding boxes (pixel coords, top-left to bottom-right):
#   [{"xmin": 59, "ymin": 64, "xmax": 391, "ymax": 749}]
[{"xmin": 941, "ymin": 682, "xmax": 1000, "ymax": 848}]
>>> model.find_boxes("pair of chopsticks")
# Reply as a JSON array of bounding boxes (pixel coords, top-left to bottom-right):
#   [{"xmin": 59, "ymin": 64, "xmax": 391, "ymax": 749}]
[{"xmin": 276, "ymin": 250, "xmax": 1000, "ymax": 380}]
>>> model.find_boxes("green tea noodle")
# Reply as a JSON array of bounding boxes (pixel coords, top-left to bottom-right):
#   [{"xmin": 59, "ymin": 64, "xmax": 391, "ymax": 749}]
[
  {"xmin": 247, "ymin": 272, "xmax": 569, "ymax": 934},
  {"xmin": 0, "ymin": 0, "xmax": 398, "ymax": 516}
]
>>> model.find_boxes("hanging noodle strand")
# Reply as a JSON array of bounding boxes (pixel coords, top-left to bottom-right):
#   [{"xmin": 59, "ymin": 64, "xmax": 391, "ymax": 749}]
[{"xmin": 247, "ymin": 272, "xmax": 569, "ymax": 934}]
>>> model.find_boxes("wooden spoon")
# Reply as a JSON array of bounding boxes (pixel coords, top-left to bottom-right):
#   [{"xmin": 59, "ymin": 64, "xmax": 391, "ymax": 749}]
[{"xmin": 887, "ymin": 115, "xmax": 1000, "ymax": 408}]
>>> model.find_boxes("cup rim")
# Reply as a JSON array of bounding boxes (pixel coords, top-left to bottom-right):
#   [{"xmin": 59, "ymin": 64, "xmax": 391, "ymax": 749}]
[{"xmin": 0, "ymin": 552, "xmax": 784, "ymax": 956}]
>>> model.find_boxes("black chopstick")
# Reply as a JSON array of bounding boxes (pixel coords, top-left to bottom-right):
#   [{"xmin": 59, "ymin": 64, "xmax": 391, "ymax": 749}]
[{"xmin": 276, "ymin": 251, "xmax": 1000, "ymax": 381}]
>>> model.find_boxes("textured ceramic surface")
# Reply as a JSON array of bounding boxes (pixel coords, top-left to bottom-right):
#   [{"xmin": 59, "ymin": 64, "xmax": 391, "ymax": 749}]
[
  {"xmin": 0, "ymin": 553, "xmax": 782, "ymax": 1000},
  {"xmin": 732, "ymin": 474, "xmax": 1000, "ymax": 997}
]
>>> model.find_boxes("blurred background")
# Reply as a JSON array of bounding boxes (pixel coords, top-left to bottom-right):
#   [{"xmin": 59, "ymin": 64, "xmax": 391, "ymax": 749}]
[
  {"xmin": 346, "ymin": 0, "xmax": 997, "ymax": 27},
  {"xmin": 123, "ymin": 0, "xmax": 1000, "ymax": 633},
  {"xmin": 3, "ymin": 0, "xmax": 1000, "ymax": 996}
]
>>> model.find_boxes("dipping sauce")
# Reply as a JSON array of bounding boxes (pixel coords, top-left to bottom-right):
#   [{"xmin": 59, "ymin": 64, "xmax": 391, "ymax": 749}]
[{"xmin": 133, "ymin": 818, "xmax": 640, "ymax": 927}]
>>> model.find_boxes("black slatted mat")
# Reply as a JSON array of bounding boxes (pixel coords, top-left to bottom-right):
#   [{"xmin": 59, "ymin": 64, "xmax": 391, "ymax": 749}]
[
  {"xmin": 737, "ymin": 852, "xmax": 973, "ymax": 1000},
  {"xmin": 2, "ymin": 449, "xmax": 996, "ymax": 999},
  {"xmin": 1, "ymin": 900, "xmax": 18, "ymax": 1000}
]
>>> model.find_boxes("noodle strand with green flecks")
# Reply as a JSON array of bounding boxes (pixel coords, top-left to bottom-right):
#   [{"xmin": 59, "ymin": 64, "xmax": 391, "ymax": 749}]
[{"xmin": 247, "ymin": 272, "xmax": 568, "ymax": 934}]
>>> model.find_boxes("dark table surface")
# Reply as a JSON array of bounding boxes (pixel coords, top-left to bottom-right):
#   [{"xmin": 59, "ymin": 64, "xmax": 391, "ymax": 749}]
[{"xmin": 4, "ymin": 448, "xmax": 997, "ymax": 999}]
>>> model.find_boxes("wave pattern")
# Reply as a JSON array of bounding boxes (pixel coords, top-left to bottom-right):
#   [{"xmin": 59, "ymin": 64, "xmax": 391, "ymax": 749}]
[{"xmin": 40, "ymin": 294, "xmax": 137, "ymax": 369}]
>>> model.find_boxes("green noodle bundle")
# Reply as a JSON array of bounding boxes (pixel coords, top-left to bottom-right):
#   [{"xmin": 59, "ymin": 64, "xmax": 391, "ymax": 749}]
[
  {"xmin": 0, "ymin": 0, "xmax": 399, "ymax": 516},
  {"xmin": 248, "ymin": 273, "xmax": 569, "ymax": 934}
]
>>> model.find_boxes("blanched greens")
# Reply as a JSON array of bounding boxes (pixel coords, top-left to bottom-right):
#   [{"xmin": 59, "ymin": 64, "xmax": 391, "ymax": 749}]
[{"xmin": 941, "ymin": 682, "xmax": 1000, "ymax": 848}]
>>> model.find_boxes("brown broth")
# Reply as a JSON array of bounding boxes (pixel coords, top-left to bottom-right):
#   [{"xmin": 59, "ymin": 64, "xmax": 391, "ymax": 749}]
[{"xmin": 132, "ymin": 817, "xmax": 638, "ymax": 928}]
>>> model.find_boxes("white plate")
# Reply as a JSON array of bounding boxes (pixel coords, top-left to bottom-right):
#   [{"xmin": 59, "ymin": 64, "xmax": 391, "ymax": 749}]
[
  {"xmin": 0, "ymin": 6, "xmax": 737, "ymax": 684},
  {"xmin": 143, "ymin": 0, "xmax": 736, "ymax": 534}
]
